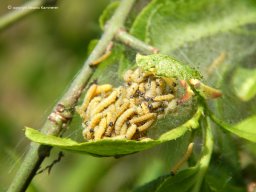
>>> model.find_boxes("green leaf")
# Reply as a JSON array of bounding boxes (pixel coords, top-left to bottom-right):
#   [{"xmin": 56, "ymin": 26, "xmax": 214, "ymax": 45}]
[
  {"xmin": 232, "ymin": 67, "xmax": 256, "ymax": 101},
  {"xmin": 25, "ymin": 107, "xmax": 203, "ymax": 156},
  {"xmin": 211, "ymin": 114, "xmax": 256, "ymax": 143},
  {"xmin": 130, "ymin": 0, "xmax": 256, "ymax": 52},
  {"xmin": 133, "ymin": 167, "xmax": 199, "ymax": 192},
  {"xmin": 136, "ymin": 54, "xmax": 202, "ymax": 80},
  {"xmin": 203, "ymin": 166, "xmax": 246, "ymax": 192}
]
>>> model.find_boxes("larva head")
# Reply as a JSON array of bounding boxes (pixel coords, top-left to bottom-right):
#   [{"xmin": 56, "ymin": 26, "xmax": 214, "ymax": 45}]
[{"xmin": 136, "ymin": 53, "xmax": 202, "ymax": 80}]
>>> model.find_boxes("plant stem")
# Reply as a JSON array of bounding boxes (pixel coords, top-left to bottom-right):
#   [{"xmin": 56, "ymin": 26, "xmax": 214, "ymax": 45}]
[
  {"xmin": 0, "ymin": 0, "xmax": 45, "ymax": 31},
  {"xmin": 115, "ymin": 29, "xmax": 159, "ymax": 54},
  {"xmin": 192, "ymin": 117, "xmax": 214, "ymax": 192},
  {"xmin": 7, "ymin": 1, "xmax": 136, "ymax": 191}
]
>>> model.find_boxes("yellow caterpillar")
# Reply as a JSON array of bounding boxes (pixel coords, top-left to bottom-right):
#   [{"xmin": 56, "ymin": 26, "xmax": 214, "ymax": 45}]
[{"xmin": 76, "ymin": 67, "xmax": 177, "ymax": 141}]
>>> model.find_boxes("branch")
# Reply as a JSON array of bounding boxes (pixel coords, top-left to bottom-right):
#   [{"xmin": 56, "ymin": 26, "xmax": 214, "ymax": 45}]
[{"xmin": 7, "ymin": 1, "xmax": 136, "ymax": 191}]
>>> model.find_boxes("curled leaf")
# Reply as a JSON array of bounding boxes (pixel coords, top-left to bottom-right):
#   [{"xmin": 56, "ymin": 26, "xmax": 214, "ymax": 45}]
[{"xmin": 136, "ymin": 54, "xmax": 202, "ymax": 80}]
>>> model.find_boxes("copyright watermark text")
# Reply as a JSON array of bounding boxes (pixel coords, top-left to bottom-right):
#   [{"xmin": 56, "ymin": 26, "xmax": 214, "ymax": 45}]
[{"xmin": 7, "ymin": 5, "xmax": 59, "ymax": 10}]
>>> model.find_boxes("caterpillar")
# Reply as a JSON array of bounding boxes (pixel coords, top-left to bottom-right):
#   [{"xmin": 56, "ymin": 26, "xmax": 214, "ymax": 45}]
[
  {"xmin": 114, "ymin": 107, "xmax": 137, "ymax": 135},
  {"xmin": 76, "ymin": 66, "xmax": 179, "ymax": 141},
  {"xmin": 91, "ymin": 90, "xmax": 118, "ymax": 116}
]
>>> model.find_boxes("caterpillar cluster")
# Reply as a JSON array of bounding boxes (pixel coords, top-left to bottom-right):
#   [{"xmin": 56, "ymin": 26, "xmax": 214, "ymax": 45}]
[{"xmin": 76, "ymin": 68, "xmax": 178, "ymax": 141}]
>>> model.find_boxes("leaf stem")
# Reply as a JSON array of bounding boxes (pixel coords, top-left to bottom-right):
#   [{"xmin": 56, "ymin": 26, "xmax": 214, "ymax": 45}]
[
  {"xmin": 192, "ymin": 117, "xmax": 214, "ymax": 192},
  {"xmin": 7, "ymin": 1, "xmax": 136, "ymax": 191},
  {"xmin": 0, "ymin": 0, "xmax": 47, "ymax": 31},
  {"xmin": 115, "ymin": 28, "xmax": 159, "ymax": 54}
]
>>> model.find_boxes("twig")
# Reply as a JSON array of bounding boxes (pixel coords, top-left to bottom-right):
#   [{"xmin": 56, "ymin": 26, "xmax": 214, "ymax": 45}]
[
  {"xmin": 7, "ymin": 1, "xmax": 136, "ymax": 191},
  {"xmin": 115, "ymin": 28, "xmax": 159, "ymax": 54}
]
